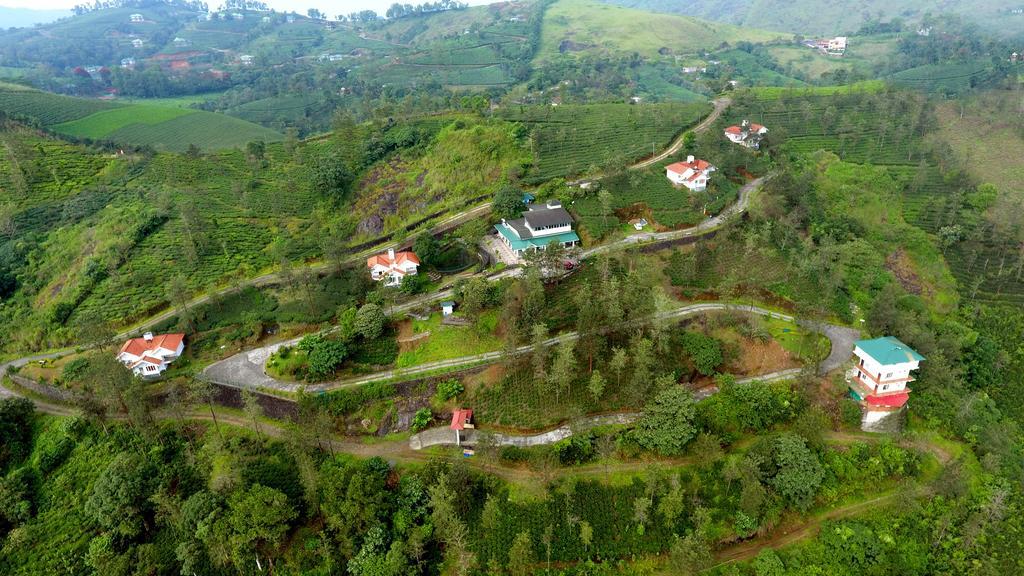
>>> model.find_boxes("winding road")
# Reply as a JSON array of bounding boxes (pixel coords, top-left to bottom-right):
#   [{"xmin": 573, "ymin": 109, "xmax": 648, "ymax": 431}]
[
  {"xmin": 200, "ymin": 302, "xmax": 857, "ymax": 397},
  {"xmin": 629, "ymin": 97, "xmax": 731, "ymax": 170}
]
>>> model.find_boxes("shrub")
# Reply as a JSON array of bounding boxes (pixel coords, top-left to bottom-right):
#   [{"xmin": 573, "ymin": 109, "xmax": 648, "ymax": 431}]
[
  {"xmin": 840, "ymin": 398, "xmax": 863, "ymax": 428},
  {"xmin": 435, "ymin": 379, "xmax": 464, "ymax": 401},
  {"xmin": 555, "ymin": 435, "xmax": 596, "ymax": 466},
  {"xmin": 61, "ymin": 357, "xmax": 90, "ymax": 384},
  {"xmin": 306, "ymin": 340, "xmax": 349, "ymax": 381},
  {"xmin": 499, "ymin": 445, "xmax": 532, "ymax": 463},
  {"xmin": 411, "ymin": 408, "xmax": 432, "ymax": 432}
]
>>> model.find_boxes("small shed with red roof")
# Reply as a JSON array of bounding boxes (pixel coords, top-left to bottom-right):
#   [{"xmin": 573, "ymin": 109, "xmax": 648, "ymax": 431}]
[
  {"xmin": 665, "ymin": 155, "xmax": 715, "ymax": 191},
  {"xmin": 450, "ymin": 408, "xmax": 474, "ymax": 445}
]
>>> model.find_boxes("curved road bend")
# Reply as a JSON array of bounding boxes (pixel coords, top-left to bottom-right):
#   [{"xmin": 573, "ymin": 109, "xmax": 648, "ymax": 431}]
[
  {"xmin": 201, "ymin": 302, "xmax": 858, "ymax": 395},
  {"xmin": 629, "ymin": 97, "xmax": 732, "ymax": 170}
]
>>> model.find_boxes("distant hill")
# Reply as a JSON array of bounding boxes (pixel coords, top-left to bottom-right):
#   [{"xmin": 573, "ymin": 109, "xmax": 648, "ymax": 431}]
[
  {"xmin": 601, "ymin": 0, "xmax": 1018, "ymax": 36},
  {"xmin": 536, "ymin": 0, "xmax": 784, "ymax": 61},
  {"xmin": 0, "ymin": 7, "xmax": 71, "ymax": 28},
  {"xmin": 0, "ymin": 83, "xmax": 282, "ymax": 151}
]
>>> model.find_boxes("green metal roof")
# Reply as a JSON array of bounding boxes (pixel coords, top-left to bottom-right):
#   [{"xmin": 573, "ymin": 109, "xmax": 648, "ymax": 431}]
[
  {"xmin": 495, "ymin": 223, "xmax": 579, "ymax": 251},
  {"xmin": 855, "ymin": 336, "xmax": 924, "ymax": 365}
]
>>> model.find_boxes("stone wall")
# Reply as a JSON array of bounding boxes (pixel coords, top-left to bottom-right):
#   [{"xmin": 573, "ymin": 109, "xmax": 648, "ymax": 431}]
[{"xmin": 8, "ymin": 374, "xmax": 76, "ymax": 403}]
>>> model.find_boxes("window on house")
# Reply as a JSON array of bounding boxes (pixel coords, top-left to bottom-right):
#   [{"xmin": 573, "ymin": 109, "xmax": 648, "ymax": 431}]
[
  {"xmin": 882, "ymin": 385, "xmax": 888, "ymax": 391},
  {"xmin": 886, "ymin": 372, "xmax": 893, "ymax": 378},
  {"xmin": 859, "ymin": 358, "xmax": 864, "ymax": 366}
]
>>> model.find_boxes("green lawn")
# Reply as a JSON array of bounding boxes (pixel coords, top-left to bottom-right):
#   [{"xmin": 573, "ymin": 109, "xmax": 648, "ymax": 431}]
[
  {"xmin": 52, "ymin": 106, "xmax": 193, "ymax": 138},
  {"xmin": 395, "ymin": 311, "xmax": 502, "ymax": 368},
  {"xmin": 537, "ymin": 0, "xmax": 783, "ymax": 60}
]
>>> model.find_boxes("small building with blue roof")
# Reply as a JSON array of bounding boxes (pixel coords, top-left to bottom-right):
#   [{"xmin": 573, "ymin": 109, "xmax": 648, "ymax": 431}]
[{"xmin": 849, "ymin": 336, "xmax": 924, "ymax": 412}]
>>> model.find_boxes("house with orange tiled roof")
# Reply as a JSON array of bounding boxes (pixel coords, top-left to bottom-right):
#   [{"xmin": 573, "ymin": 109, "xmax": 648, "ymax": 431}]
[
  {"xmin": 367, "ymin": 248, "xmax": 420, "ymax": 286},
  {"xmin": 665, "ymin": 155, "xmax": 715, "ymax": 192},
  {"xmin": 116, "ymin": 332, "xmax": 185, "ymax": 378},
  {"xmin": 725, "ymin": 120, "xmax": 768, "ymax": 149}
]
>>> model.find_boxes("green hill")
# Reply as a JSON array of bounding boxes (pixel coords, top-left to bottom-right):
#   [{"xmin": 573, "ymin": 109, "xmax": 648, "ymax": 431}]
[
  {"xmin": 0, "ymin": 84, "xmax": 282, "ymax": 151},
  {"xmin": 537, "ymin": 0, "xmax": 784, "ymax": 60},
  {"xmin": 602, "ymin": 0, "xmax": 1017, "ymax": 36}
]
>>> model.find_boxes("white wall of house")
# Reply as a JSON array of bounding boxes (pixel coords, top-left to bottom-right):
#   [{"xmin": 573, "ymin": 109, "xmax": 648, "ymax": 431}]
[{"xmin": 853, "ymin": 347, "xmax": 919, "ymax": 394}]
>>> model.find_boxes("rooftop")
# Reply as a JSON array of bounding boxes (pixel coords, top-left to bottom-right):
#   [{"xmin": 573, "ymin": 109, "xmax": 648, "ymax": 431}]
[{"xmin": 855, "ymin": 336, "xmax": 924, "ymax": 365}]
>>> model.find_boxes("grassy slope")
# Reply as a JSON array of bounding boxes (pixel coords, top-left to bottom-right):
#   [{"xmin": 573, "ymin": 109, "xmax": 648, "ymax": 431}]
[
  {"xmin": 602, "ymin": 0, "xmax": 1015, "ymax": 36},
  {"xmin": 766, "ymin": 35, "xmax": 899, "ymax": 80},
  {"xmin": 0, "ymin": 85, "xmax": 282, "ymax": 151},
  {"xmin": 537, "ymin": 0, "xmax": 783, "ymax": 60},
  {"xmin": 931, "ymin": 91, "xmax": 1024, "ymax": 200}
]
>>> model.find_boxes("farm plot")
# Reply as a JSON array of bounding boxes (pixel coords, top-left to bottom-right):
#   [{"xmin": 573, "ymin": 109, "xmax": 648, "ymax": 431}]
[
  {"xmin": 889, "ymin": 61, "xmax": 994, "ymax": 95},
  {"xmin": 0, "ymin": 83, "xmax": 120, "ymax": 124},
  {"xmin": 101, "ymin": 110, "xmax": 283, "ymax": 152},
  {"xmin": 0, "ymin": 129, "xmax": 116, "ymax": 208},
  {"xmin": 499, "ymin": 102, "xmax": 710, "ymax": 182},
  {"xmin": 52, "ymin": 106, "xmax": 193, "ymax": 139}
]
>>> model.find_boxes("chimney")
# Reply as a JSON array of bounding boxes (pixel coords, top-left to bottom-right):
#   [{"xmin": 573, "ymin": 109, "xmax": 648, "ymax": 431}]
[
  {"xmin": 387, "ymin": 248, "xmax": 395, "ymax": 260},
  {"xmin": 143, "ymin": 332, "xmax": 154, "ymax": 342},
  {"xmin": 686, "ymin": 155, "xmax": 694, "ymax": 163},
  {"xmin": 741, "ymin": 119, "xmax": 749, "ymax": 128}
]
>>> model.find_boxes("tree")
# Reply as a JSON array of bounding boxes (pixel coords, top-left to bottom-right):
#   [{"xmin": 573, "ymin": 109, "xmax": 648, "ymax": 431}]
[
  {"xmin": 609, "ymin": 346, "xmax": 628, "ymax": 387},
  {"xmin": 86, "ymin": 452, "xmax": 153, "ymax": 539},
  {"xmin": 242, "ymin": 390, "xmax": 265, "ymax": 444},
  {"xmin": 246, "ymin": 140, "xmax": 265, "ymax": 166},
  {"xmin": 493, "ymin": 184, "xmax": 525, "ymax": 219},
  {"xmin": 598, "ymin": 189, "xmax": 614, "ymax": 226},
  {"xmin": 507, "ymin": 531, "xmax": 534, "ymax": 576},
  {"xmin": 355, "ymin": 303, "xmax": 387, "ymax": 340},
  {"xmin": 311, "ymin": 153, "xmax": 353, "ymax": 201},
  {"xmin": 633, "ymin": 386, "xmax": 697, "ymax": 455},
  {"xmin": 429, "ymin": 475, "xmax": 476, "ymax": 575},
  {"xmin": 0, "ymin": 397, "xmax": 34, "ymax": 470},
  {"xmin": 307, "ymin": 339, "xmax": 348, "ymax": 380},
  {"xmin": 531, "ymin": 323, "xmax": 549, "ymax": 381},
  {"xmin": 549, "ymin": 338, "xmax": 577, "ymax": 402},
  {"xmin": 588, "ymin": 370, "xmax": 606, "ymax": 402},
  {"xmin": 681, "ymin": 331, "xmax": 723, "ymax": 376},
  {"xmin": 668, "ymin": 532, "xmax": 712, "ymax": 575},
  {"xmin": 226, "ymin": 484, "xmax": 297, "ymax": 572},
  {"xmin": 459, "ymin": 277, "xmax": 489, "ymax": 321},
  {"xmin": 768, "ymin": 433, "xmax": 824, "ymax": 511},
  {"xmin": 188, "ymin": 378, "xmax": 223, "ymax": 441},
  {"xmin": 413, "ymin": 233, "xmax": 441, "ymax": 267},
  {"xmin": 167, "ymin": 275, "xmax": 196, "ymax": 334}
]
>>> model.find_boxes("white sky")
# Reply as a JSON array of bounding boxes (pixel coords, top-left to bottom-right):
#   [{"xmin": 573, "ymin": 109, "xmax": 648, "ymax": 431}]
[{"xmin": 0, "ymin": 0, "xmax": 495, "ymax": 16}]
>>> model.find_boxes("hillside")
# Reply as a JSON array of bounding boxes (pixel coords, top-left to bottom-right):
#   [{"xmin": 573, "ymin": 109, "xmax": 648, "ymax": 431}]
[
  {"xmin": 602, "ymin": 0, "xmax": 1019, "ymax": 36},
  {"xmin": 0, "ymin": 83, "xmax": 282, "ymax": 152},
  {"xmin": 536, "ymin": 0, "xmax": 783, "ymax": 60}
]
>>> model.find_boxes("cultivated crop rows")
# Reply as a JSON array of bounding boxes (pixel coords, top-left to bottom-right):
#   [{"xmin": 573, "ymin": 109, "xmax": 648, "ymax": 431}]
[{"xmin": 499, "ymin": 102, "xmax": 710, "ymax": 182}]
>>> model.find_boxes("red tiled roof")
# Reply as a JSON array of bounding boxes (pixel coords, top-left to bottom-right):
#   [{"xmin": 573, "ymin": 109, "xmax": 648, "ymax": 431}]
[
  {"xmin": 750, "ymin": 123, "xmax": 765, "ymax": 131},
  {"xmin": 666, "ymin": 159, "xmax": 712, "ymax": 175},
  {"xmin": 366, "ymin": 250, "xmax": 419, "ymax": 269},
  {"xmin": 866, "ymin": 392, "xmax": 909, "ymax": 408},
  {"xmin": 119, "ymin": 333, "xmax": 185, "ymax": 357},
  {"xmin": 725, "ymin": 126, "xmax": 742, "ymax": 134},
  {"xmin": 450, "ymin": 409, "xmax": 473, "ymax": 430}
]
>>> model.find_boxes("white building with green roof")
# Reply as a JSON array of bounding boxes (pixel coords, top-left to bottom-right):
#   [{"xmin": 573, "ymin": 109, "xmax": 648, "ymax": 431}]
[
  {"xmin": 849, "ymin": 336, "xmax": 924, "ymax": 430},
  {"xmin": 494, "ymin": 200, "xmax": 580, "ymax": 257}
]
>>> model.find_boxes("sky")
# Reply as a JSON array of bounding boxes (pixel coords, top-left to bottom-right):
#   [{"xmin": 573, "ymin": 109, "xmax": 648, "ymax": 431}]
[{"xmin": 0, "ymin": 0, "xmax": 495, "ymax": 16}]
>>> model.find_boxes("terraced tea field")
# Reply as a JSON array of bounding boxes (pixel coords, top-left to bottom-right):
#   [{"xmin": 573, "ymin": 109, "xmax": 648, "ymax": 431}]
[
  {"xmin": 499, "ymin": 101, "xmax": 710, "ymax": 182},
  {"xmin": 0, "ymin": 84, "xmax": 283, "ymax": 151}
]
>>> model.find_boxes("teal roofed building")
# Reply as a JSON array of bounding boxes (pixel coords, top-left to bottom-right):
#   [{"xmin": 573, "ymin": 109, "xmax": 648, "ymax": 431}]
[
  {"xmin": 494, "ymin": 200, "xmax": 580, "ymax": 257},
  {"xmin": 849, "ymin": 336, "xmax": 924, "ymax": 430}
]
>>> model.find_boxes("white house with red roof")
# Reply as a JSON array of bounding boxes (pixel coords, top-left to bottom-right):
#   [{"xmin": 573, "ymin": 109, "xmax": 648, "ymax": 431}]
[
  {"xmin": 117, "ymin": 332, "xmax": 185, "ymax": 378},
  {"xmin": 665, "ymin": 155, "xmax": 715, "ymax": 191},
  {"xmin": 367, "ymin": 248, "xmax": 420, "ymax": 286},
  {"xmin": 725, "ymin": 120, "xmax": 768, "ymax": 149}
]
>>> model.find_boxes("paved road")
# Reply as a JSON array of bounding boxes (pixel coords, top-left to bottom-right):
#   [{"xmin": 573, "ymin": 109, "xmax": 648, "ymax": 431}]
[
  {"xmin": 201, "ymin": 302, "xmax": 856, "ymax": 396},
  {"xmin": 582, "ymin": 175, "xmax": 765, "ymax": 258},
  {"xmin": 629, "ymin": 97, "xmax": 732, "ymax": 170}
]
